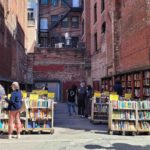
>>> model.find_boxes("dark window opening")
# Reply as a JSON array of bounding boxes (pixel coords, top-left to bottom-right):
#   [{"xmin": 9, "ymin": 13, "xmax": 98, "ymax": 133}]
[
  {"xmin": 28, "ymin": 8, "xmax": 35, "ymax": 24},
  {"xmin": 40, "ymin": 0, "xmax": 49, "ymax": 5},
  {"xmin": 51, "ymin": 15, "xmax": 58, "ymax": 26},
  {"xmin": 94, "ymin": 32, "xmax": 97, "ymax": 51},
  {"xmin": 94, "ymin": 3, "xmax": 97, "ymax": 23},
  {"xmin": 71, "ymin": 37, "xmax": 79, "ymax": 48},
  {"xmin": 61, "ymin": 17, "xmax": 69, "ymax": 28},
  {"xmin": 101, "ymin": 0, "xmax": 105, "ymax": 13},
  {"xmin": 101, "ymin": 22, "xmax": 106, "ymax": 33},
  {"xmin": 51, "ymin": 0, "xmax": 58, "ymax": 6},
  {"xmin": 51, "ymin": 37, "xmax": 59, "ymax": 47},
  {"xmin": 61, "ymin": 0, "xmax": 69, "ymax": 6},
  {"xmin": 71, "ymin": 16, "xmax": 79, "ymax": 28}
]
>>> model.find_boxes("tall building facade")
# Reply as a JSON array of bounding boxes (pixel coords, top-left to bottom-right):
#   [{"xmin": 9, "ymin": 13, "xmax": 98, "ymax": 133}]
[
  {"xmin": 27, "ymin": 0, "xmax": 86, "ymax": 101},
  {"xmin": 0, "ymin": 0, "xmax": 29, "ymax": 93}
]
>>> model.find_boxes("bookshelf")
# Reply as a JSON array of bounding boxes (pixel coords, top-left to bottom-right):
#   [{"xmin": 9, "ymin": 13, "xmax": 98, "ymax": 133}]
[
  {"xmin": 109, "ymin": 100, "xmax": 150, "ymax": 135},
  {"xmin": 102, "ymin": 77, "xmax": 113, "ymax": 92},
  {"xmin": 0, "ymin": 99, "xmax": 54, "ymax": 134},
  {"xmin": 0, "ymin": 100, "xmax": 26, "ymax": 132},
  {"xmin": 143, "ymin": 71, "xmax": 150, "ymax": 98},
  {"xmin": 91, "ymin": 96, "xmax": 108, "ymax": 124},
  {"xmin": 137, "ymin": 100, "xmax": 150, "ymax": 132}
]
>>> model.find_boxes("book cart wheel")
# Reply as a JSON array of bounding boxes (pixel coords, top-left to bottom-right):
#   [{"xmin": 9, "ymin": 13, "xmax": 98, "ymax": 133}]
[
  {"xmin": 132, "ymin": 132, "xmax": 136, "ymax": 136},
  {"xmin": 109, "ymin": 130, "xmax": 113, "ymax": 135},
  {"xmin": 50, "ymin": 129, "xmax": 54, "ymax": 134}
]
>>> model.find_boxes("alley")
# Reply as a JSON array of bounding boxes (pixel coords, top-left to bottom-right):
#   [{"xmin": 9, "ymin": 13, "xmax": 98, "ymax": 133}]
[{"xmin": 0, "ymin": 102, "xmax": 150, "ymax": 150}]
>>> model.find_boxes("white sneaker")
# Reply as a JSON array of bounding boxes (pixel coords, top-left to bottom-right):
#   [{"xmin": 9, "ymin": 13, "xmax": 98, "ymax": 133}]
[
  {"xmin": 8, "ymin": 135, "xmax": 12, "ymax": 140},
  {"xmin": 17, "ymin": 134, "xmax": 21, "ymax": 139}
]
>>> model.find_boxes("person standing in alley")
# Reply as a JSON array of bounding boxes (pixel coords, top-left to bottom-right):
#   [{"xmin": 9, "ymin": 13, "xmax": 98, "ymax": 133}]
[
  {"xmin": 4, "ymin": 82, "xmax": 22, "ymax": 139},
  {"xmin": 77, "ymin": 82, "xmax": 86, "ymax": 117},
  {"xmin": 85, "ymin": 85, "xmax": 93, "ymax": 118},
  {"xmin": 67, "ymin": 85, "xmax": 77, "ymax": 116}
]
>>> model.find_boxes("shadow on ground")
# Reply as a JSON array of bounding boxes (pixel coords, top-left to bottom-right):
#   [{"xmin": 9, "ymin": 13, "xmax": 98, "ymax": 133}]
[{"xmin": 84, "ymin": 143, "xmax": 150, "ymax": 150}]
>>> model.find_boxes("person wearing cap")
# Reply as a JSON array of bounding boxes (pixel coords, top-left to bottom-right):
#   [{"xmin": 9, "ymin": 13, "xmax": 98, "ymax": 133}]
[{"xmin": 4, "ymin": 82, "xmax": 22, "ymax": 139}]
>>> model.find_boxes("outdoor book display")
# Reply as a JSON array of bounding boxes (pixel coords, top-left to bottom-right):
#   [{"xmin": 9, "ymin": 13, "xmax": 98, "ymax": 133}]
[
  {"xmin": 0, "ymin": 90, "xmax": 55, "ymax": 134},
  {"xmin": 108, "ymin": 98, "xmax": 150, "ymax": 135},
  {"xmin": 91, "ymin": 92, "xmax": 109, "ymax": 124}
]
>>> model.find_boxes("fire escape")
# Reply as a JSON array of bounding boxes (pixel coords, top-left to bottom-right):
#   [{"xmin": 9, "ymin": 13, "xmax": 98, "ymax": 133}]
[{"xmin": 39, "ymin": 0, "xmax": 83, "ymax": 48}]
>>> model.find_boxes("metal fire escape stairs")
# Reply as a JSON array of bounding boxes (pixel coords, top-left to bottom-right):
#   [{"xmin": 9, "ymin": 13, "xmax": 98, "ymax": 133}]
[{"xmin": 49, "ymin": 0, "xmax": 73, "ymax": 31}]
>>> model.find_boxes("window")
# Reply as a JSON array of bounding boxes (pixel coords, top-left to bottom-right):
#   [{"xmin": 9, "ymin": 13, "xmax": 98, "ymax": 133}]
[
  {"xmin": 71, "ymin": 37, "xmax": 79, "ymax": 48},
  {"xmin": 94, "ymin": 3, "xmax": 97, "ymax": 23},
  {"xmin": 51, "ymin": 37, "xmax": 59, "ymax": 47},
  {"xmin": 72, "ymin": 0, "xmax": 80, "ymax": 7},
  {"xmin": 101, "ymin": 22, "xmax": 106, "ymax": 33},
  {"xmin": 40, "ymin": 18, "xmax": 48, "ymax": 31},
  {"xmin": 40, "ymin": 0, "xmax": 49, "ymax": 5},
  {"xmin": 51, "ymin": 0, "xmax": 58, "ymax": 6},
  {"xmin": 101, "ymin": 0, "xmax": 105, "ymax": 13},
  {"xmin": 39, "ymin": 32, "xmax": 49, "ymax": 47},
  {"xmin": 71, "ymin": 16, "xmax": 79, "ymax": 28},
  {"xmin": 61, "ymin": 17, "xmax": 68, "ymax": 28},
  {"xmin": 61, "ymin": 0, "xmax": 69, "ymax": 6},
  {"xmin": 28, "ymin": 8, "xmax": 35, "ymax": 23},
  {"xmin": 51, "ymin": 15, "xmax": 58, "ymax": 26},
  {"xmin": 94, "ymin": 32, "xmax": 97, "ymax": 51},
  {"xmin": 82, "ymin": 19, "xmax": 84, "ymax": 35}
]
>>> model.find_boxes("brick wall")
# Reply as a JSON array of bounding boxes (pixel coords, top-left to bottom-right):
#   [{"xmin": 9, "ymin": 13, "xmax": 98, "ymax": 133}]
[
  {"xmin": 0, "ymin": 0, "xmax": 27, "ymax": 83},
  {"xmin": 117, "ymin": 0, "xmax": 150, "ymax": 72},
  {"xmin": 28, "ymin": 47, "xmax": 86, "ymax": 101}
]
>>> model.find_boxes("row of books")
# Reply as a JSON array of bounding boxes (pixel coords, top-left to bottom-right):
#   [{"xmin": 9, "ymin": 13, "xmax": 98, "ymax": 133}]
[
  {"xmin": 138, "ymin": 122, "xmax": 150, "ymax": 130},
  {"xmin": 112, "ymin": 101, "xmax": 136, "ymax": 109},
  {"xmin": 143, "ymin": 79, "xmax": 150, "ymax": 86},
  {"xmin": 143, "ymin": 71, "xmax": 150, "ymax": 78},
  {"xmin": 138, "ymin": 111, "xmax": 150, "ymax": 120},
  {"xmin": 111, "ymin": 121, "xmax": 136, "ymax": 130},
  {"xmin": 28, "ymin": 120, "xmax": 51, "ymax": 128},
  {"xmin": 94, "ymin": 104, "xmax": 108, "ymax": 113},
  {"xmin": 134, "ymin": 89, "xmax": 140, "ymax": 97},
  {"xmin": 28, "ymin": 109, "xmax": 52, "ymax": 119},
  {"xmin": 26, "ymin": 100, "xmax": 52, "ymax": 108},
  {"xmin": 0, "ymin": 121, "xmax": 25, "ymax": 129},
  {"xmin": 143, "ymin": 88, "xmax": 150, "ymax": 96},
  {"xmin": 138, "ymin": 101, "xmax": 150, "ymax": 109},
  {"xmin": 134, "ymin": 81, "xmax": 140, "ymax": 87},
  {"xmin": 112, "ymin": 111, "xmax": 135, "ymax": 120}
]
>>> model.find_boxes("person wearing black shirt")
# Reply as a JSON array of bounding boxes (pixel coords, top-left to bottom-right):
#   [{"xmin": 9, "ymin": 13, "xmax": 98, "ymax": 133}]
[{"xmin": 67, "ymin": 85, "xmax": 77, "ymax": 116}]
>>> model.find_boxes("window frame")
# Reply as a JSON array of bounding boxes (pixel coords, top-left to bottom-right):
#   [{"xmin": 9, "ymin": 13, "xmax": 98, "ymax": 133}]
[
  {"xmin": 61, "ymin": 17, "xmax": 69, "ymax": 28},
  {"xmin": 94, "ymin": 32, "xmax": 98, "ymax": 51},
  {"xmin": 94, "ymin": 3, "xmax": 97, "ymax": 23},
  {"xmin": 101, "ymin": 0, "xmax": 105, "ymax": 13},
  {"xmin": 51, "ymin": 0, "xmax": 59, "ymax": 7},
  {"xmin": 40, "ymin": 0, "xmax": 49, "ymax": 5},
  {"xmin": 71, "ymin": 16, "xmax": 79, "ymax": 28}
]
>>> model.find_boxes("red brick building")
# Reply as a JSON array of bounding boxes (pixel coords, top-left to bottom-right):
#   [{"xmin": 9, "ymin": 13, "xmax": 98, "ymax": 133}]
[
  {"xmin": 0, "ymin": 0, "xmax": 28, "ymax": 93},
  {"xmin": 28, "ymin": 0, "xmax": 86, "ymax": 101}
]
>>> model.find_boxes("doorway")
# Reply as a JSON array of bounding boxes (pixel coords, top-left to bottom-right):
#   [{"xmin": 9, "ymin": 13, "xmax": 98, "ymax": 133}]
[{"xmin": 34, "ymin": 80, "xmax": 61, "ymax": 101}]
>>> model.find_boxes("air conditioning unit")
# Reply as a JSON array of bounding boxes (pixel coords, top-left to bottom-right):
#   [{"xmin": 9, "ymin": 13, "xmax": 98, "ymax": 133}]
[{"xmin": 55, "ymin": 43, "xmax": 64, "ymax": 48}]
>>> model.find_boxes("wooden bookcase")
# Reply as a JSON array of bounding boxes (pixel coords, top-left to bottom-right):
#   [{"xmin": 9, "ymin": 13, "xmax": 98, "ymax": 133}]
[
  {"xmin": 91, "ymin": 96, "xmax": 108, "ymax": 124},
  {"xmin": 0, "ymin": 99, "xmax": 54, "ymax": 134},
  {"xmin": 102, "ymin": 70, "xmax": 150, "ymax": 99},
  {"xmin": 108, "ymin": 100, "xmax": 150, "ymax": 135},
  {"xmin": 102, "ymin": 77, "xmax": 113, "ymax": 92}
]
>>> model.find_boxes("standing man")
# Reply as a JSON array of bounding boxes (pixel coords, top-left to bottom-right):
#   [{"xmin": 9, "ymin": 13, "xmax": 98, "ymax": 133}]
[
  {"xmin": 67, "ymin": 85, "xmax": 77, "ymax": 116},
  {"xmin": 77, "ymin": 82, "xmax": 86, "ymax": 117}
]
